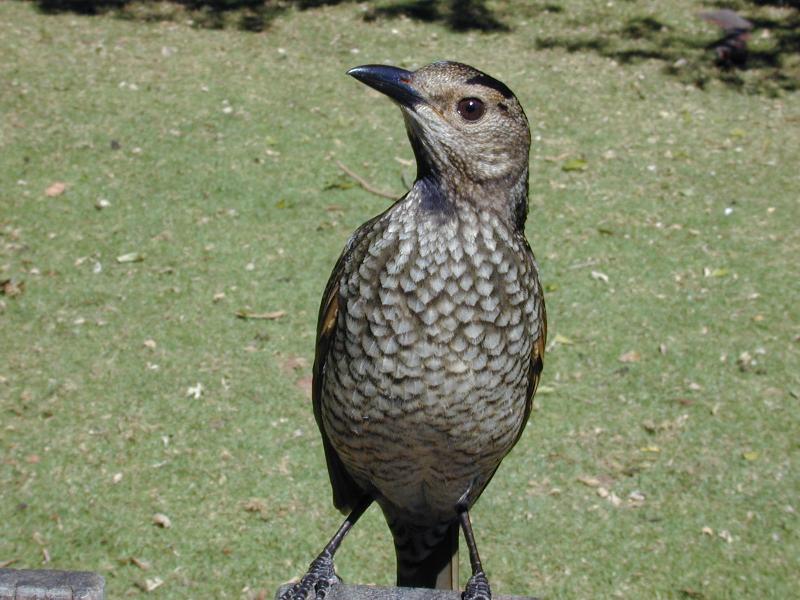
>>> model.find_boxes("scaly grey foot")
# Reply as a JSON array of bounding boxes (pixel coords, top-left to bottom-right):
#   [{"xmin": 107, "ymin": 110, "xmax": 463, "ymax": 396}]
[
  {"xmin": 280, "ymin": 551, "xmax": 340, "ymax": 600},
  {"xmin": 462, "ymin": 570, "xmax": 492, "ymax": 600}
]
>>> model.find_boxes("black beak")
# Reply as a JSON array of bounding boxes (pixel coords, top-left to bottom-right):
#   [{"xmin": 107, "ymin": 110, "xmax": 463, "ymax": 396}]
[{"xmin": 347, "ymin": 65, "xmax": 424, "ymax": 108}]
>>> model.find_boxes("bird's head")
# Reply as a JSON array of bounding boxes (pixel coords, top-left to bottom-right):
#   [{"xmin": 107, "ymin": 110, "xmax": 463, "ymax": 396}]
[{"xmin": 348, "ymin": 61, "xmax": 531, "ymax": 199}]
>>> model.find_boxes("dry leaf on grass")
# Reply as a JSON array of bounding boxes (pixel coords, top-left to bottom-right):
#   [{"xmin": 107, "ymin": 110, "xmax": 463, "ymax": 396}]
[
  {"xmin": 243, "ymin": 498, "xmax": 268, "ymax": 515},
  {"xmin": 152, "ymin": 513, "xmax": 171, "ymax": 528},
  {"xmin": 562, "ymin": 157, "xmax": 588, "ymax": 172},
  {"xmin": 130, "ymin": 557, "xmax": 152, "ymax": 571},
  {"xmin": 136, "ymin": 577, "xmax": 164, "ymax": 592},
  {"xmin": 45, "ymin": 182, "xmax": 66, "ymax": 197},
  {"xmin": 116, "ymin": 252, "xmax": 144, "ymax": 263},
  {"xmin": 1, "ymin": 279, "xmax": 25, "ymax": 298},
  {"xmin": 235, "ymin": 310, "xmax": 287, "ymax": 320},
  {"xmin": 642, "ymin": 414, "xmax": 688, "ymax": 434},
  {"xmin": 736, "ymin": 350, "xmax": 765, "ymax": 372},
  {"xmin": 618, "ymin": 350, "xmax": 641, "ymax": 363},
  {"xmin": 703, "ymin": 267, "xmax": 729, "ymax": 278},
  {"xmin": 280, "ymin": 356, "xmax": 308, "ymax": 374},
  {"xmin": 627, "ymin": 491, "xmax": 646, "ymax": 507},
  {"xmin": 577, "ymin": 475, "xmax": 602, "ymax": 488},
  {"xmin": 596, "ymin": 486, "xmax": 622, "ymax": 506},
  {"xmin": 737, "ymin": 351, "xmax": 753, "ymax": 371}
]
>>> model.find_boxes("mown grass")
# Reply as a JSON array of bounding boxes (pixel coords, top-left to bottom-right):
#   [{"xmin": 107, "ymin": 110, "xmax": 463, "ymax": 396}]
[{"xmin": 1, "ymin": 1, "xmax": 799, "ymax": 598}]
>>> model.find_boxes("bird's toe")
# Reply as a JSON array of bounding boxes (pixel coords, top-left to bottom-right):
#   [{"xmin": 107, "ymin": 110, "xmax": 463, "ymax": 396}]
[
  {"xmin": 280, "ymin": 552, "xmax": 340, "ymax": 600},
  {"xmin": 462, "ymin": 571, "xmax": 492, "ymax": 600}
]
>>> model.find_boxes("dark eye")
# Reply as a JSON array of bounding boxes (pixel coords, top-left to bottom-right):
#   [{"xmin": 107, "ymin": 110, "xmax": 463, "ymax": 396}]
[{"xmin": 457, "ymin": 98, "xmax": 485, "ymax": 121}]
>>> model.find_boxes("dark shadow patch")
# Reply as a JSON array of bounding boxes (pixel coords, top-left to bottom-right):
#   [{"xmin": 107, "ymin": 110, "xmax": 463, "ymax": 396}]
[
  {"xmin": 364, "ymin": 0, "xmax": 508, "ymax": 32},
  {"xmin": 32, "ymin": 0, "xmax": 294, "ymax": 31},
  {"xmin": 449, "ymin": 0, "xmax": 508, "ymax": 31},
  {"xmin": 623, "ymin": 16, "xmax": 666, "ymax": 39},
  {"xmin": 364, "ymin": 0, "xmax": 441, "ymax": 22},
  {"xmin": 36, "ymin": 0, "xmax": 129, "ymax": 14},
  {"xmin": 30, "ymin": 0, "xmax": 508, "ymax": 33},
  {"xmin": 535, "ymin": 2, "xmax": 799, "ymax": 95}
]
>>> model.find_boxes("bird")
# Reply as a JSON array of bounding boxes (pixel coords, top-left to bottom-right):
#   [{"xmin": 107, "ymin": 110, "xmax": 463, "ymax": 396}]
[
  {"xmin": 280, "ymin": 61, "xmax": 546, "ymax": 600},
  {"xmin": 699, "ymin": 9, "xmax": 753, "ymax": 67}
]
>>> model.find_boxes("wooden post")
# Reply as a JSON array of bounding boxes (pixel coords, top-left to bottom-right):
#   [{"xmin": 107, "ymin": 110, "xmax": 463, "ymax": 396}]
[{"xmin": 0, "ymin": 568, "xmax": 104, "ymax": 600}]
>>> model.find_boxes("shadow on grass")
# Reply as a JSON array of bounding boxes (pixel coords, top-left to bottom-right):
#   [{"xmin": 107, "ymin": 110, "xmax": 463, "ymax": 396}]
[
  {"xmin": 32, "ymin": 0, "xmax": 301, "ymax": 32},
  {"xmin": 27, "ymin": 0, "xmax": 508, "ymax": 32},
  {"xmin": 23, "ymin": 0, "xmax": 798, "ymax": 92},
  {"xmin": 535, "ymin": 2, "xmax": 798, "ymax": 95},
  {"xmin": 362, "ymin": 0, "xmax": 508, "ymax": 32}
]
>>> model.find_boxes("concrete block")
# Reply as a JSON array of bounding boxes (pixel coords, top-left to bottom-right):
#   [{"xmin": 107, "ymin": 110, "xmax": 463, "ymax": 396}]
[{"xmin": 0, "ymin": 569, "xmax": 104, "ymax": 600}]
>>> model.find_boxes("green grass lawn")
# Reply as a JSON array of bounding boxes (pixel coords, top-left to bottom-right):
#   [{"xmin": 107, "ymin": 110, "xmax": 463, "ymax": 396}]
[{"xmin": 1, "ymin": 1, "xmax": 799, "ymax": 597}]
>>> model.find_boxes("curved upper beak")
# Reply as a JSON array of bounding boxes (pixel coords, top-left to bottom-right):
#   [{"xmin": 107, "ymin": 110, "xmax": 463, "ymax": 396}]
[{"xmin": 347, "ymin": 65, "xmax": 424, "ymax": 108}]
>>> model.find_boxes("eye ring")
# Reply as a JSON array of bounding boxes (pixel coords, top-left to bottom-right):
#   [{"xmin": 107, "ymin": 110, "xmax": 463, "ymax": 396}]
[{"xmin": 457, "ymin": 97, "xmax": 485, "ymax": 121}]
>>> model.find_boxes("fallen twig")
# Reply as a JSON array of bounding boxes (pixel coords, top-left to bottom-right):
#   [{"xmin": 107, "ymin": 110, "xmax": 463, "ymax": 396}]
[
  {"xmin": 235, "ymin": 310, "xmax": 287, "ymax": 321},
  {"xmin": 336, "ymin": 160, "xmax": 398, "ymax": 200},
  {"xmin": 567, "ymin": 258, "xmax": 600, "ymax": 270}
]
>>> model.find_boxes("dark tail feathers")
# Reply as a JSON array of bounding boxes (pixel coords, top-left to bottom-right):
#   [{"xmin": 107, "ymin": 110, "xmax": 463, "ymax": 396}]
[{"xmin": 391, "ymin": 519, "xmax": 459, "ymax": 589}]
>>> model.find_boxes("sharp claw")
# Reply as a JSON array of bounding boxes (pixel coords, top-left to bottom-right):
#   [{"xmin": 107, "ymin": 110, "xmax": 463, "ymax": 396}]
[
  {"xmin": 280, "ymin": 578, "xmax": 312, "ymax": 600},
  {"xmin": 462, "ymin": 571, "xmax": 492, "ymax": 600},
  {"xmin": 280, "ymin": 552, "xmax": 340, "ymax": 600},
  {"xmin": 314, "ymin": 573, "xmax": 339, "ymax": 600}
]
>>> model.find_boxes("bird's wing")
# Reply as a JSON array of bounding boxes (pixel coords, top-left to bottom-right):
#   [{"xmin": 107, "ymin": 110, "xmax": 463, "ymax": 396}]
[
  {"xmin": 521, "ymin": 292, "xmax": 547, "ymax": 441},
  {"xmin": 312, "ymin": 253, "xmax": 362, "ymax": 514},
  {"xmin": 510, "ymin": 238, "xmax": 548, "ymax": 448},
  {"xmin": 312, "ymin": 205, "xmax": 398, "ymax": 514}
]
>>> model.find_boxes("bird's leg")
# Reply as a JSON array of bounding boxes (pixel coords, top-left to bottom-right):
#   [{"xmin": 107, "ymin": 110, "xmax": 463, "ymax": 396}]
[
  {"xmin": 280, "ymin": 496, "xmax": 372, "ymax": 600},
  {"xmin": 458, "ymin": 508, "xmax": 492, "ymax": 600}
]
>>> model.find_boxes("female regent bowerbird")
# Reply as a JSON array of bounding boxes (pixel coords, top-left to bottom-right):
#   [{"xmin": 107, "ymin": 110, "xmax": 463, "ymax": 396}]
[{"xmin": 280, "ymin": 61, "xmax": 546, "ymax": 600}]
